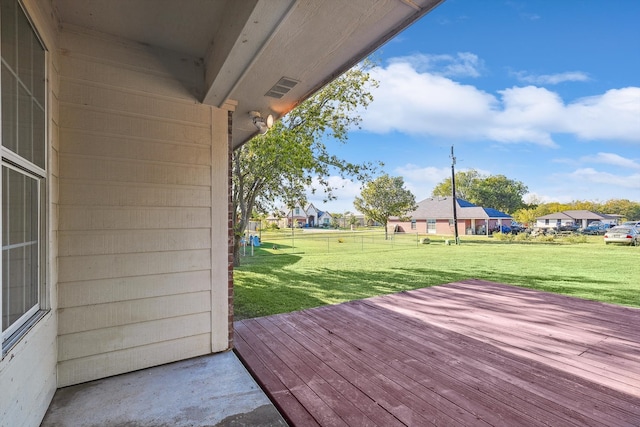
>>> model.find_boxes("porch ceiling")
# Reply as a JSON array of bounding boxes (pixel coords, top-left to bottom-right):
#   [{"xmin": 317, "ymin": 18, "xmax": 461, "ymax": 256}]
[{"xmin": 50, "ymin": 0, "xmax": 444, "ymax": 148}]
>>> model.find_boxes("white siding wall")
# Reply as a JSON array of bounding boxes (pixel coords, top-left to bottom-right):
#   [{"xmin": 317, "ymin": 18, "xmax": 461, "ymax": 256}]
[
  {"xmin": 0, "ymin": 1, "xmax": 59, "ymax": 425},
  {"xmin": 56, "ymin": 27, "xmax": 229, "ymax": 387}
]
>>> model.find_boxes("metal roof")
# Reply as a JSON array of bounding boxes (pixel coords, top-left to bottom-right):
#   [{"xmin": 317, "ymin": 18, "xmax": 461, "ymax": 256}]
[{"xmin": 407, "ymin": 197, "xmax": 511, "ymax": 220}]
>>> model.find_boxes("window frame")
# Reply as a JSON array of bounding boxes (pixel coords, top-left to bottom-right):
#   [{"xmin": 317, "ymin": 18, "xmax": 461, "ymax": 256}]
[{"xmin": 1, "ymin": 0, "xmax": 48, "ymax": 354}]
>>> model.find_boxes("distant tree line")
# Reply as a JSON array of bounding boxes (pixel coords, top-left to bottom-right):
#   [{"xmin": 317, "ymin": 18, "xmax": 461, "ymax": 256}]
[
  {"xmin": 432, "ymin": 169, "xmax": 640, "ymax": 224},
  {"xmin": 512, "ymin": 199, "xmax": 640, "ymax": 226}
]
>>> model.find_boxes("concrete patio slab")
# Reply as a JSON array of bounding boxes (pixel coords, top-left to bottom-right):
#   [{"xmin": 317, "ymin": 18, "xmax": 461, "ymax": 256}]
[{"xmin": 41, "ymin": 351, "xmax": 287, "ymax": 426}]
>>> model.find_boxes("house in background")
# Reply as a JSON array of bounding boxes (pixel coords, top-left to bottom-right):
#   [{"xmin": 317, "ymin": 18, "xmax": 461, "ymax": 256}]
[
  {"xmin": 284, "ymin": 202, "xmax": 334, "ymax": 228},
  {"xmin": 0, "ymin": 0, "xmax": 444, "ymax": 425},
  {"xmin": 535, "ymin": 210, "xmax": 620, "ymax": 229},
  {"xmin": 318, "ymin": 210, "xmax": 333, "ymax": 227},
  {"xmin": 286, "ymin": 203, "xmax": 309, "ymax": 227},
  {"xmin": 389, "ymin": 197, "xmax": 512, "ymax": 236}
]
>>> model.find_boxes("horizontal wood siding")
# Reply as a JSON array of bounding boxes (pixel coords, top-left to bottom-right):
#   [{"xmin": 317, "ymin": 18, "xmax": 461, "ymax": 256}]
[{"xmin": 56, "ymin": 27, "xmax": 220, "ymax": 386}]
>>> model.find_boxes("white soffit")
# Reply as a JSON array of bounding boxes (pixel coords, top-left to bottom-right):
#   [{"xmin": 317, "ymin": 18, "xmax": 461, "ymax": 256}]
[
  {"xmin": 229, "ymin": 0, "xmax": 444, "ymax": 147},
  {"xmin": 50, "ymin": 0, "xmax": 444, "ymax": 147}
]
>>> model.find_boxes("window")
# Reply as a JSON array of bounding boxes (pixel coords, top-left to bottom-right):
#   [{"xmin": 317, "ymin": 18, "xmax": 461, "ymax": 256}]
[
  {"xmin": 427, "ymin": 219, "xmax": 436, "ymax": 234},
  {"xmin": 294, "ymin": 208, "xmax": 300, "ymax": 215},
  {"xmin": 1, "ymin": 0, "xmax": 46, "ymax": 351},
  {"xmin": 410, "ymin": 219, "xmax": 416, "ymax": 230}
]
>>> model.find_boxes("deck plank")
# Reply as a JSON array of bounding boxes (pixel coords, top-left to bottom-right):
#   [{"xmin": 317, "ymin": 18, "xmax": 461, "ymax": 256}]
[
  {"xmin": 233, "ymin": 332, "xmax": 320, "ymax": 427},
  {"xmin": 235, "ymin": 280, "xmax": 640, "ymax": 426}
]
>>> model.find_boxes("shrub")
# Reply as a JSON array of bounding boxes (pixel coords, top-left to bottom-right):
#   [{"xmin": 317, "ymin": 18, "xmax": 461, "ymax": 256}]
[
  {"xmin": 338, "ymin": 238, "xmax": 345, "ymax": 243},
  {"xmin": 420, "ymin": 237, "xmax": 431, "ymax": 244},
  {"xmin": 493, "ymin": 232, "xmax": 514, "ymax": 242},
  {"xmin": 565, "ymin": 234, "xmax": 588, "ymax": 244}
]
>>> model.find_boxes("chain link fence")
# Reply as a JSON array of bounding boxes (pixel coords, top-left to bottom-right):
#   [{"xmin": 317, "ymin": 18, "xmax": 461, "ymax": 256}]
[{"xmin": 239, "ymin": 230, "xmax": 434, "ymax": 257}]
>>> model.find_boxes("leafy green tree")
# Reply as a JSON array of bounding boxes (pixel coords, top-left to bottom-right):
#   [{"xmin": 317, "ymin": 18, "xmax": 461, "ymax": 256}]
[
  {"xmin": 330, "ymin": 213, "xmax": 343, "ymax": 229},
  {"xmin": 602, "ymin": 199, "xmax": 640, "ymax": 220},
  {"xmin": 232, "ymin": 64, "xmax": 379, "ymax": 265},
  {"xmin": 470, "ymin": 175, "xmax": 528, "ymax": 214},
  {"xmin": 511, "ymin": 207, "xmax": 537, "ymax": 227},
  {"xmin": 354, "ymin": 174, "xmax": 417, "ymax": 239},
  {"xmin": 431, "ymin": 169, "xmax": 482, "ymax": 201},
  {"xmin": 432, "ymin": 170, "xmax": 527, "ymax": 214}
]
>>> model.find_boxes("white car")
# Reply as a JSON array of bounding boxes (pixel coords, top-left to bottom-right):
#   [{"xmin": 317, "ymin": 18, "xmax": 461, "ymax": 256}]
[{"xmin": 604, "ymin": 226, "xmax": 640, "ymax": 246}]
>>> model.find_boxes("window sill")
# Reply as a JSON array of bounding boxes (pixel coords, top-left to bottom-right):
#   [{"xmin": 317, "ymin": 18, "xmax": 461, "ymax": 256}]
[{"xmin": 2, "ymin": 310, "xmax": 50, "ymax": 358}]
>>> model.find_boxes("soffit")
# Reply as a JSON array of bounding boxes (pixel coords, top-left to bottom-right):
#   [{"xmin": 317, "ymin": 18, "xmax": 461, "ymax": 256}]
[{"xmin": 51, "ymin": 0, "xmax": 444, "ymax": 148}]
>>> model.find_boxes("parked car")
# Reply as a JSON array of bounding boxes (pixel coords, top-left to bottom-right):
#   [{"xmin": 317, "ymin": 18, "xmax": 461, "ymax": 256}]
[
  {"xmin": 581, "ymin": 223, "xmax": 612, "ymax": 235},
  {"xmin": 510, "ymin": 222, "xmax": 525, "ymax": 234},
  {"xmin": 621, "ymin": 221, "xmax": 640, "ymax": 230},
  {"xmin": 557, "ymin": 224, "xmax": 580, "ymax": 233},
  {"xmin": 603, "ymin": 226, "xmax": 640, "ymax": 246}
]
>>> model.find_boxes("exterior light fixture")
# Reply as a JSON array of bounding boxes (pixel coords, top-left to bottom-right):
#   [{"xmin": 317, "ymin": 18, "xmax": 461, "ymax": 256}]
[{"xmin": 249, "ymin": 111, "xmax": 274, "ymax": 134}]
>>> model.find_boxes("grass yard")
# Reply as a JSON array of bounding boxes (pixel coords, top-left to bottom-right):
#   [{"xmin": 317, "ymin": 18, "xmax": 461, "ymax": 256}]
[{"xmin": 233, "ymin": 230, "xmax": 640, "ymax": 319}]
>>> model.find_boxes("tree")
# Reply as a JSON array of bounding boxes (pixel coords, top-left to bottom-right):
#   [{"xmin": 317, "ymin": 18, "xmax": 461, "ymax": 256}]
[
  {"xmin": 353, "ymin": 174, "xmax": 417, "ymax": 239},
  {"xmin": 432, "ymin": 169, "xmax": 481, "ymax": 201},
  {"xmin": 330, "ymin": 213, "xmax": 343, "ymax": 229},
  {"xmin": 470, "ymin": 175, "xmax": 528, "ymax": 214},
  {"xmin": 432, "ymin": 170, "xmax": 528, "ymax": 214},
  {"xmin": 232, "ymin": 63, "xmax": 379, "ymax": 266}
]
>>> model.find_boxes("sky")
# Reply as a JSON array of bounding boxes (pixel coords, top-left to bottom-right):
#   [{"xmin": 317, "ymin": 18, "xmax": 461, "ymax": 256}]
[{"xmin": 305, "ymin": 0, "xmax": 640, "ymax": 214}]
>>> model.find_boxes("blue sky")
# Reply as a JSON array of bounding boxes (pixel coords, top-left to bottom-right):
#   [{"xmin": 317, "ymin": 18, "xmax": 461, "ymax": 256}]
[{"xmin": 306, "ymin": 0, "xmax": 640, "ymax": 214}]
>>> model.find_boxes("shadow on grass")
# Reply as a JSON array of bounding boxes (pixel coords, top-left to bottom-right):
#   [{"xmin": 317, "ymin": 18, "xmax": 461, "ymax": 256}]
[{"xmin": 234, "ymin": 263, "xmax": 637, "ymax": 320}]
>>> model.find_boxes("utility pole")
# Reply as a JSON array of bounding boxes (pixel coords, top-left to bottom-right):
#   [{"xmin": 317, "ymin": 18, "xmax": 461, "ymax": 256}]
[{"xmin": 450, "ymin": 145, "xmax": 459, "ymax": 245}]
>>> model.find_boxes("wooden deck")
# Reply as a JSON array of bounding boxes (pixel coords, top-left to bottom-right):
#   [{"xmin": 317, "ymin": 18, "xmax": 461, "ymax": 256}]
[{"xmin": 234, "ymin": 279, "xmax": 640, "ymax": 426}]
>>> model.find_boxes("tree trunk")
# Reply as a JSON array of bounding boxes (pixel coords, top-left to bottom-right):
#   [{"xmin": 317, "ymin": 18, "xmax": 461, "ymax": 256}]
[{"xmin": 233, "ymin": 236, "xmax": 241, "ymax": 267}]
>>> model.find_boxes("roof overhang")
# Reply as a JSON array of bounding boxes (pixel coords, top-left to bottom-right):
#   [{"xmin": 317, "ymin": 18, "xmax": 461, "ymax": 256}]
[{"xmin": 50, "ymin": 0, "xmax": 445, "ymax": 148}]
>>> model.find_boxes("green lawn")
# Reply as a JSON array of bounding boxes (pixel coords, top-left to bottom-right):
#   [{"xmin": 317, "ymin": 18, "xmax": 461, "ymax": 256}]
[{"xmin": 233, "ymin": 230, "xmax": 639, "ymax": 320}]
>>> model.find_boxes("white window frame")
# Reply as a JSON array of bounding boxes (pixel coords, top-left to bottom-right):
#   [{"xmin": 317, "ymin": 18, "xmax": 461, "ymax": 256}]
[{"xmin": 1, "ymin": 0, "xmax": 47, "ymax": 353}]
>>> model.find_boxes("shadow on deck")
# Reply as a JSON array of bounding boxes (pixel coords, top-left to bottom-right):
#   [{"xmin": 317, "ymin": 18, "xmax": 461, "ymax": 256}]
[{"xmin": 235, "ymin": 279, "xmax": 640, "ymax": 426}]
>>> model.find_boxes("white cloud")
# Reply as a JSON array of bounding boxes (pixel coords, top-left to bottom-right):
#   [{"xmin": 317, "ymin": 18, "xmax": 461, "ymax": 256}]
[
  {"xmin": 528, "ymin": 168, "xmax": 640, "ymax": 205},
  {"xmin": 395, "ymin": 164, "xmax": 450, "ymax": 183},
  {"xmin": 362, "ymin": 60, "xmax": 640, "ymax": 147},
  {"xmin": 566, "ymin": 168, "xmax": 640, "ymax": 189},
  {"xmin": 305, "ymin": 176, "xmax": 362, "ymax": 213},
  {"xmin": 393, "ymin": 164, "xmax": 451, "ymax": 200},
  {"xmin": 513, "ymin": 71, "xmax": 590, "ymax": 85},
  {"xmin": 389, "ymin": 52, "xmax": 484, "ymax": 78},
  {"xmin": 579, "ymin": 153, "xmax": 640, "ymax": 170},
  {"xmin": 364, "ymin": 62, "xmax": 497, "ymax": 138},
  {"xmin": 564, "ymin": 88, "xmax": 640, "ymax": 142}
]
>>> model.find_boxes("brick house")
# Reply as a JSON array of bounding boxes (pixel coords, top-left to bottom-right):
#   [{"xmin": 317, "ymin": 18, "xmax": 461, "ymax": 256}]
[{"xmin": 389, "ymin": 197, "xmax": 512, "ymax": 236}]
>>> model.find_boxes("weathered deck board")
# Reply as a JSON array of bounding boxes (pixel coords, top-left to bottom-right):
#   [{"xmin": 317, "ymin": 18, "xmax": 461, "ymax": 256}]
[{"xmin": 235, "ymin": 279, "xmax": 640, "ymax": 426}]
